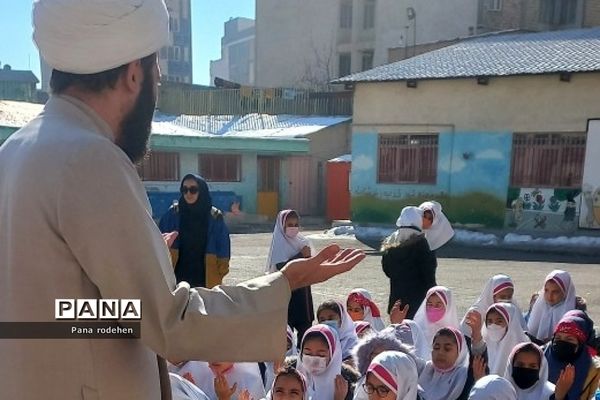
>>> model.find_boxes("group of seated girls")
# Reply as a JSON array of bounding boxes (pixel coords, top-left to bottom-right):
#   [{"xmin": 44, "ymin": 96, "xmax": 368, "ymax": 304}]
[{"xmin": 168, "ymin": 269, "xmax": 600, "ymax": 400}]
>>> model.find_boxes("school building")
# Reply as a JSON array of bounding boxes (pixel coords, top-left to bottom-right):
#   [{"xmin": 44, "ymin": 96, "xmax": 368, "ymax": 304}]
[{"xmin": 334, "ymin": 27, "xmax": 600, "ymax": 233}]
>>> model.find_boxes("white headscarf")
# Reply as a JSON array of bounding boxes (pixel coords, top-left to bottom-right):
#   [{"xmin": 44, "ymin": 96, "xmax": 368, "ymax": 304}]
[
  {"xmin": 418, "ymin": 327, "xmax": 470, "ymax": 400},
  {"xmin": 468, "ymin": 375, "xmax": 517, "ymax": 400},
  {"xmin": 265, "ymin": 368, "xmax": 309, "ymax": 400},
  {"xmin": 298, "ymin": 324, "xmax": 343, "ymax": 400},
  {"xmin": 266, "ymin": 210, "xmax": 311, "ymax": 273},
  {"xmin": 170, "ymin": 361, "xmax": 266, "ymax": 400},
  {"xmin": 483, "ymin": 303, "xmax": 530, "ymax": 375},
  {"xmin": 384, "ymin": 320, "xmax": 430, "ymax": 362},
  {"xmin": 347, "ymin": 288, "xmax": 386, "ymax": 331},
  {"xmin": 460, "ymin": 274, "xmax": 526, "ymax": 337},
  {"xmin": 383, "ymin": 207, "xmax": 425, "ymax": 249},
  {"xmin": 33, "ymin": 0, "xmax": 170, "ymax": 74},
  {"xmin": 526, "ymin": 270, "xmax": 576, "ymax": 342},
  {"xmin": 413, "ymin": 286, "xmax": 460, "ymax": 348},
  {"xmin": 170, "ymin": 373, "xmax": 211, "ymax": 400},
  {"xmin": 335, "ymin": 301, "xmax": 360, "ymax": 360},
  {"xmin": 418, "ymin": 201, "xmax": 455, "ymax": 250},
  {"xmin": 504, "ymin": 343, "xmax": 555, "ymax": 400},
  {"xmin": 367, "ymin": 351, "xmax": 420, "ymax": 400}
]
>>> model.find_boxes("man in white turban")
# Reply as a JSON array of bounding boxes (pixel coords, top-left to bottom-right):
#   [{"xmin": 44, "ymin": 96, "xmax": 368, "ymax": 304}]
[{"xmin": 0, "ymin": 1, "xmax": 365, "ymax": 399}]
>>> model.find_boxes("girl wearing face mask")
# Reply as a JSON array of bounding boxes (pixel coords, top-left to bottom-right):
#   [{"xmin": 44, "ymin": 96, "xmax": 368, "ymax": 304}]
[
  {"xmin": 419, "ymin": 327, "xmax": 471, "ymax": 400},
  {"xmin": 347, "ymin": 288, "xmax": 386, "ymax": 331},
  {"xmin": 470, "ymin": 303, "xmax": 530, "ymax": 375},
  {"xmin": 413, "ymin": 286, "xmax": 459, "ymax": 350},
  {"xmin": 317, "ymin": 300, "xmax": 360, "ymax": 363},
  {"xmin": 461, "ymin": 274, "xmax": 527, "ymax": 338},
  {"xmin": 504, "ymin": 342, "xmax": 555, "ymax": 400},
  {"xmin": 266, "ymin": 209, "xmax": 315, "ymax": 345},
  {"xmin": 297, "ymin": 324, "xmax": 359, "ymax": 400},
  {"xmin": 545, "ymin": 314, "xmax": 600, "ymax": 400},
  {"xmin": 364, "ymin": 351, "xmax": 421, "ymax": 400},
  {"xmin": 527, "ymin": 270, "xmax": 576, "ymax": 344}
]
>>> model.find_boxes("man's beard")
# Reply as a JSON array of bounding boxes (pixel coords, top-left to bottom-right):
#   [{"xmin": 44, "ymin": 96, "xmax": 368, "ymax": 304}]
[{"xmin": 115, "ymin": 71, "xmax": 156, "ymax": 163}]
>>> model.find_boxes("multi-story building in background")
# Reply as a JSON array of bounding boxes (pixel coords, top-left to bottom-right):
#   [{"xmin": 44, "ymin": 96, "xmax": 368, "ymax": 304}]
[
  {"xmin": 477, "ymin": 0, "xmax": 600, "ymax": 34},
  {"xmin": 159, "ymin": 0, "xmax": 193, "ymax": 83},
  {"xmin": 210, "ymin": 18, "xmax": 255, "ymax": 86},
  {"xmin": 40, "ymin": 0, "xmax": 192, "ymax": 91},
  {"xmin": 254, "ymin": 0, "xmax": 478, "ymax": 89}
]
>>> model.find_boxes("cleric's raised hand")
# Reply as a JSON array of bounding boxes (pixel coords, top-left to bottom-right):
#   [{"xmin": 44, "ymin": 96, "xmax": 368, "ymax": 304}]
[{"xmin": 281, "ymin": 244, "xmax": 365, "ymax": 291}]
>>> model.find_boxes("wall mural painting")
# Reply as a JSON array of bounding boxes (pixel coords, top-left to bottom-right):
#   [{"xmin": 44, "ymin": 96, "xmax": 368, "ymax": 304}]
[
  {"xmin": 506, "ymin": 188, "xmax": 581, "ymax": 232},
  {"xmin": 579, "ymin": 119, "xmax": 600, "ymax": 229}
]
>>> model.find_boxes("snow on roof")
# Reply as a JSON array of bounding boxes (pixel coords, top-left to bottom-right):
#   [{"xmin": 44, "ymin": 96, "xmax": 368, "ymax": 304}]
[
  {"xmin": 329, "ymin": 154, "xmax": 352, "ymax": 162},
  {"xmin": 0, "ymin": 100, "xmax": 351, "ymax": 140},
  {"xmin": 153, "ymin": 113, "xmax": 351, "ymax": 138},
  {"xmin": 0, "ymin": 100, "xmax": 44, "ymax": 128}
]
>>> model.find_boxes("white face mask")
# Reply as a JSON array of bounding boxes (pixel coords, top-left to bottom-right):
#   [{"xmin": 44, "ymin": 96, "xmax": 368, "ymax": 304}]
[
  {"xmin": 301, "ymin": 354, "xmax": 328, "ymax": 375},
  {"xmin": 486, "ymin": 324, "xmax": 507, "ymax": 342},
  {"xmin": 286, "ymin": 227, "xmax": 299, "ymax": 237}
]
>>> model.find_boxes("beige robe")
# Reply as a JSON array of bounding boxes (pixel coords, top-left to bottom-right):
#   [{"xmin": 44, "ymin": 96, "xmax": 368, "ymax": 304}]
[{"xmin": 0, "ymin": 95, "xmax": 291, "ymax": 400}]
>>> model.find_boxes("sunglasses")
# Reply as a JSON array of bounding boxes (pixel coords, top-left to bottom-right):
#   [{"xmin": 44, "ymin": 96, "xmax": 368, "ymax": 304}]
[{"xmin": 181, "ymin": 186, "xmax": 199, "ymax": 194}]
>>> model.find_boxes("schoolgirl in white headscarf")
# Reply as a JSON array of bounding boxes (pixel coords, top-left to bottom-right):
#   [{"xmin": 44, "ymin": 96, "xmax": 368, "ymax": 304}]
[
  {"xmin": 266, "ymin": 366, "xmax": 309, "ymax": 400},
  {"xmin": 461, "ymin": 274, "xmax": 526, "ymax": 337},
  {"xmin": 504, "ymin": 342, "xmax": 555, "ymax": 400},
  {"xmin": 365, "ymin": 351, "xmax": 420, "ymax": 400},
  {"xmin": 418, "ymin": 327, "xmax": 470, "ymax": 400},
  {"xmin": 384, "ymin": 320, "xmax": 430, "ymax": 362},
  {"xmin": 170, "ymin": 361, "xmax": 266, "ymax": 400},
  {"xmin": 468, "ymin": 375, "xmax": 517, "ymax": 400},
  {"xmin": 418, "ymin": 201, "xmax": 455, "ymax": 251},
  {"xmin": 317, "ymin": 300, "xmax": 359, "ymax": 360},
  {"xmin": 527, "ymin": 270, "xmax": 576, "ymax": 342},
  {"xmin": 297, "ymin": 324, "xmax": 344, "ymax": 400},
  {"xmin": 479, "ymin": 303, "xmax": 530, "ymax": 375},
  {"xmin": 413, "ymin": 286, "xmax": 460, "ymax": 348},
  {"xmin": 266, "ymin": 210, "xmax": 312, "ymax": 273},
  {"xmin": 347, "ymin": 288, "xmax": 386, "ymax": 331}
]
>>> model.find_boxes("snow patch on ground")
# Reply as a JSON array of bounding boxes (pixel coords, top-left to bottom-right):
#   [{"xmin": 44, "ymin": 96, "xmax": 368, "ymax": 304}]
[{"xmin": 308, "ymin": 225, "xmax": 600, "ymax": 250}]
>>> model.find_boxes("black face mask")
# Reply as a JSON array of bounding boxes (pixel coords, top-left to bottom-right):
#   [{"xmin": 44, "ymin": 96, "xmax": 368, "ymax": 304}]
[
  {"xmin": 552, "ymin": 340, "xmax": 579, "ymax": 363},
  {"xmin": 512, "ymin": 367, "xmax": 539, "ymax": 389}
]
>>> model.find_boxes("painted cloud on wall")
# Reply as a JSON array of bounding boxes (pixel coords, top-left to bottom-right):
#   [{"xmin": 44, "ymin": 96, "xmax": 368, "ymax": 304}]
[
  {"xmin": 439, "ymin": 155, "xmax": 466, "ymax": 173},
  {"xmin": 353, "ymin": 154, "xmax": 375, "ymax": 171}
]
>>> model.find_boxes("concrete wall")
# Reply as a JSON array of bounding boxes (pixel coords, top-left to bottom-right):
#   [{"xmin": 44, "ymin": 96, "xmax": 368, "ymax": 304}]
[
  {"xmin": 350, "ymin": 72, "xmax": 600, "ymax": 229},
  {"xmin": 255, "ymin": 0, "xmax": 339, "ymax": 88},
  {"xmin": 255, "ymin": 0, "xmax": 478, "ymax": 88},
  {"xmin": 352, "ymin": 73, "xmax": 600, "ymax": 132}
]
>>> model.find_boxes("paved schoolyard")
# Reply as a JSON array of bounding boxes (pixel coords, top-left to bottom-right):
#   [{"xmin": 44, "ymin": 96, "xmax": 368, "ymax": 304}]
[{"xmin": 224, "ymin": 231, "xmax": 600, "ymax": 324}]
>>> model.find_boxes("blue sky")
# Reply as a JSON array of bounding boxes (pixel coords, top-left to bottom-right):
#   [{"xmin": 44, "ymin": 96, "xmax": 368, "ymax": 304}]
[{"xmin": 0, "ymin": 1, "xmax": 255, "ymax": 86}]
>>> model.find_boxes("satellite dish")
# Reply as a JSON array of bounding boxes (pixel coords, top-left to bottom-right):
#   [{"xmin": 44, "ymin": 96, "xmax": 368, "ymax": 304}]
[{"xmin": 406, "ymin": 7, "xmax": 416, "ymax": 20}]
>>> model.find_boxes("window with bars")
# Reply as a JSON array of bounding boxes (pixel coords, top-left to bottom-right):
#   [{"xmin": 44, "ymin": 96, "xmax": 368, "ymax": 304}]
[
  {"xmin": 363, "ymin": 0, "xmax": 376, "ymax": 29},
  {"xmin": 137, "ymin": 151, "xmax": 180, "ymax": 181},
  {"xmin": 510, "ymin": 133, "xmax": 586, "ymax": 188},
  {"xmin": 339, "ymin": 53, "xmax": 351, "ymax": 77},
  {"xmin": 199, "ymin": 154, "xmax": 241, "ymax": 182},
  {"xmin": 488, "ymin": 0, "xmax": 502, "ymax": 11},
  {"xmin": 378, "ymin": 134, "xmax": 438, "ymax": 184},
  {"xmin": 361, "ymin": 50, "xmax": 374, "ymax": 71},
  {"xmin": 340, "ymin": 1, "xmax": 353, "ymax": 28}
]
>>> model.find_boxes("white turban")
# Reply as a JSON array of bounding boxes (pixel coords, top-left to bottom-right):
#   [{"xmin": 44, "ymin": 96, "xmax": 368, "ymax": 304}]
[{"xmin": 33, "ymin": 0, "xmax": 170, "ymax": 74}]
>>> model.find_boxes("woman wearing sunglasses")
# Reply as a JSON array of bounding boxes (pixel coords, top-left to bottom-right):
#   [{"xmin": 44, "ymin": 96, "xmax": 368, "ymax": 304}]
[{"xmin": 159, "ymin": 174, "xmax": 231, "ymax": 288}]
